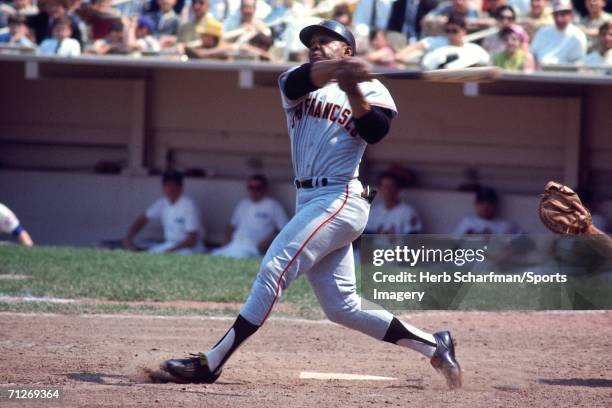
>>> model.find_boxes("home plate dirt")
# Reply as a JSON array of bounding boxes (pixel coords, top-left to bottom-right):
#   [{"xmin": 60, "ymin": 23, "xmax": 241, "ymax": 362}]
[{"xmin": 0, "ymin": 311, "xmax": 610, "ymax": 407}]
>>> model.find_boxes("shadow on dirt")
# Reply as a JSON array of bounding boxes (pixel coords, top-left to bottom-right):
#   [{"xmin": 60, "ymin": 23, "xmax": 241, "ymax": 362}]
[
  {"xmin": 539, "ymin": 378, "xmax": 612, "ymax": 388},
  {"xmin": 67, "ymin": 372, "xmax": 133, "ymax": 386}
]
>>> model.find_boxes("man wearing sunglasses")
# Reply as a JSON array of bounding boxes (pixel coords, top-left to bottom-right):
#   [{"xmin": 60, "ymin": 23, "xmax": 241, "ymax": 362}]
[
  {"xmin": 398, "ymin": 13, "xmax": 490, "ymax": 69},
  {"xmin": 211, "ymin": 174, "xmax": 288, "ymax": 259},
  {"xmin": 158, "ymin": 19, "xmax": 462, "ymax": 390},
  {"xmin": 530, "ymin": 0, "xmax": 587, "ymax": 65}
]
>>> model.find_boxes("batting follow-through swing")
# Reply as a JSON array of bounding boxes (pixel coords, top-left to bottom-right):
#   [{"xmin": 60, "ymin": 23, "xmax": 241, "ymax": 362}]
[{"xmin": 152, "ymin": 20, "xmax": 463, "ymax": 389}]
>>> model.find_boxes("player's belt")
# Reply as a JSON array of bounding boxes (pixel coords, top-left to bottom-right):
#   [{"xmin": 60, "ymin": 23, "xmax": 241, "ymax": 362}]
[{"xmin": 295, "ymin": 178, "xmax": 328, "ymax": 189}]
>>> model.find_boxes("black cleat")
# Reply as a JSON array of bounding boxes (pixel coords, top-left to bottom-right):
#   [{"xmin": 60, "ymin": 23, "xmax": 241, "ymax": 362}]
[
  {"xmin": 430, "ymin": 331, "xmax": 462, "ymax": 389},
  {"xmin": 161, "ymin": 353, "xmax": 222, "ymax": 384}
]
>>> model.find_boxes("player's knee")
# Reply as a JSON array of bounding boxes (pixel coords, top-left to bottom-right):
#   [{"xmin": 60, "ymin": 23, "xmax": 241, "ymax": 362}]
[{"xmin": 321, "ymin": 299, "xmax": 360, "ymax": 326}]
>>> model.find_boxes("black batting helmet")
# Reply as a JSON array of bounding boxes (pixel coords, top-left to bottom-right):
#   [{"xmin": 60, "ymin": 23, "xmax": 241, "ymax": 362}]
[{"xmin": 299, "ymin": 20, "xmax": 356, "ymax": 55}]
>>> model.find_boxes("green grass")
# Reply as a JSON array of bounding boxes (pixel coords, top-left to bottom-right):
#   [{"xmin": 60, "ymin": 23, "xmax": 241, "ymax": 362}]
[{"xmin": 0, "ymin": 246, "xmax": 321, "ymax": 317}]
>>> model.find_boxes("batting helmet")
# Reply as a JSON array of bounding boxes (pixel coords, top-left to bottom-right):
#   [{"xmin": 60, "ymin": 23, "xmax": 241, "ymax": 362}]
[{"xmin": 299, "ymin": 20, "xmax": 356, "ymax": 56}]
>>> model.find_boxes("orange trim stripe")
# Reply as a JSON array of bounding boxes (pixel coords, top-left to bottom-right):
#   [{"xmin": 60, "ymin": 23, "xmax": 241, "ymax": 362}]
[{"xmin": 261, "ymin": 185, "xmax": 350, "ymax": 323}]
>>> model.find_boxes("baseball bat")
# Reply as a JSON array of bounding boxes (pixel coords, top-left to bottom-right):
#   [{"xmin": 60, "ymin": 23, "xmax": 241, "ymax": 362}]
[{"xmin": 371, "ymin": 67, "xmax": 502, "ymax": 83}]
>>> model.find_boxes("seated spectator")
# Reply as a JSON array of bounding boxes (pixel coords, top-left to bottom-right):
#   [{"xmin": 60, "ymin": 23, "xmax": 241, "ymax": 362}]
[
  {"xmin": 176, "ymin": 0, "xmax": 221, "ymax": 45},
  {"xmin": 223, "ymin": 0, "xmax": 271, "ymax": 41},
  {"xmin": 75, "ymin": 0, "xmax": 121, "ymax": 40},
  {"xmin": 27, "ymin": 0, "xmax": 82, "ymax": 45},
  {"xmin": 365, "ymin": 172, "xmax": 423, "ymax": 234},
  {"xmin": 332, "ymin": 4, "xmax": 353, "ymax": 27},
  {"xmin": 519, "ymin": 0, "xmax": 553, "ymax": 37},
  {"xmin": 145, "ymin": 0, "xmax": 185, "ymax": 16},
  {"xmin": 493, "ymin": 24, "xmax": 535, "ymax": 70},
  {"xmin": 184, "ymin": 18, "xmax": 227, "ymax": 58},
  {"xmin": 146, "ymin": 0, "xmax": 181, "ymax": 36},
  {"xmin": 38, "ymin": 16, "xmax": 81, "ymax": 55},
  {"xmin": 398, "ymin": 14, "xmax": 490, "ymax": 69},
  {"xmin": 212, "ymin": 174, "xmax": 288, "ymax": 259},
  {"xmin": 0, "ymin": 14, "xmax": 36, "ymax": 47},
  {"xmin": 223, "ymin": 0, "xmax": 273, "ymax": 59},
  {"xmin": 264, "ymin": 0, "xmax": 307, "ymax": 51},
  {"xmin": 11, "ymin": 0, "xmax": 39, "ymax": 16},
  {"xmin": 453, "ymin": 187, "xmax": 521, "ymax": 235},
  {"xmin": 422, "ymin": 0, "xmax": 483, "ymax": 36},
  {"xmin": 87, "ymin": 20, "xmax": 128, "ymax": 54},
  {"xmin": 0, "ymin": 202, "xmax": 34, "ymax": 246},
  {"xmin": 366, "ymin": 29, "xmax": 397, "ymax": 67},
  {"xmin": 209, "ymin": 0, "xmax": 270, "ymax": 23},
  {"xmin": 576, "ymin": 0, "xmax": 612, "ymax": 50},
  {"xmin": 530, "ymin": 0, "xmax": 587, "ymax": 65},
  {"xmin": 584, "ymin": 21, "xmax": 612, "ymax": 63},
  {"xmin": 482, "ymin": 5, "xmax": 518, "ymax": 54},
  {"xmin": 123, "ymin": 171, "xmax": 205, "ymax": 254},
  {"xmin": 128, "ymin": 15, "xmax": 161, "ymax": 52}
]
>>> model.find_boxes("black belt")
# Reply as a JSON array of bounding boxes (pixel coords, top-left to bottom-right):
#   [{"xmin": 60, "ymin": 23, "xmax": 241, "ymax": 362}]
[{"xmin": 295, "ymin": 178, "xmax": 328, "ymax": 189}]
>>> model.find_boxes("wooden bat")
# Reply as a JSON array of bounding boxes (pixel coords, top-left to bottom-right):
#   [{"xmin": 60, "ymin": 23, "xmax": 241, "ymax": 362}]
[{"xmin": 371, "ymin": 67, "xmax": 502, "ymax": 83}]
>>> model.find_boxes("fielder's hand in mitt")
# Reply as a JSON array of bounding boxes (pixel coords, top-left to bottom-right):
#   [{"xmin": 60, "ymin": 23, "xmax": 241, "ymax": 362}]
[{"xmin": 539, "ymin": 181, "xmax": 592, "ymax": 235}]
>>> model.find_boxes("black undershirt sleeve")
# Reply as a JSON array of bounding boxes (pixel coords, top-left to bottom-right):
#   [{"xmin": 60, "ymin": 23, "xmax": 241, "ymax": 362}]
[
  {"xmin": 354, "ymin": 106, "xmax": 393, "ymax": 144},
  {"xmin": 282, "ymin": 63, "xmax": 319, "ymax": 100}
]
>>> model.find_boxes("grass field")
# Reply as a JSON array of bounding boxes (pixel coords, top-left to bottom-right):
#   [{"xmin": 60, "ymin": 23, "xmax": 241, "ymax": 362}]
[{"xmin": 0, "ymin": 245, "xmax": 321, "ymax": 318}]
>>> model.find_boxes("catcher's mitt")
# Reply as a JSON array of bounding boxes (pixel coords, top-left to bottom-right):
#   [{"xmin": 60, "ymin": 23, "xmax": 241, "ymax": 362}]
[{"xmin": 539, "ymin": 181, "xmax": 592, "ymax": 235}]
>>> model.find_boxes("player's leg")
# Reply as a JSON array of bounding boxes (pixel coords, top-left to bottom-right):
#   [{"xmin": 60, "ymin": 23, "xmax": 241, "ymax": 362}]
[
  {"xmin": 162, "ymin": 189, "xmax": 353, "ymax": 382},
  {"xmin": 306, "ymin": 244, "xmax": 462, "ymax": 388},
  {"xmin": 306, "ymin": 244, "xmax": 437, "ymax": 356}
]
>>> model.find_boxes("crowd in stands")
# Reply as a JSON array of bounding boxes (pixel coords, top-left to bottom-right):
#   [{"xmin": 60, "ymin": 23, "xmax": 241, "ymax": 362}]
[{"xmin": 0, "ymin": 0, "xmax": 611, "ymax": 69}]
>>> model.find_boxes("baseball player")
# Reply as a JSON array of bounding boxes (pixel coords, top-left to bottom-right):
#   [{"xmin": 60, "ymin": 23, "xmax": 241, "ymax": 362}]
[
  {"xmin": 0, "ymin": 202, "xmax": 34, "ymax": 246},
  {"xmin": 365, "ymin": 172, "xmax": 423, "ymax": 234},
  {"xmin": 453, "ymin": 187, "xmax": 521, "ymax": 236},
  {"xmin": 212, "ymin": 174, "xmax": 289, "ymax": 259},
  {"xmin": 159, "ymin": 20, "xmax": 461, "ymax": 389}
]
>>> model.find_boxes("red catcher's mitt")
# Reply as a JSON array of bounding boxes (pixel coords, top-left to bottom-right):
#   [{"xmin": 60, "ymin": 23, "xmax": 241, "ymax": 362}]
[{"xmin": 539, "ymin": 181, "xmax": 592, "ymax": 235}]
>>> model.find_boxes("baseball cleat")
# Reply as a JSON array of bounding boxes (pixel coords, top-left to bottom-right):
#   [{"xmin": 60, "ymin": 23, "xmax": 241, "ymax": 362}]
[
  {"xmin": 430, "ymin": 331, "xmax": 462, "ymax": 389},
  {"xmin": 161, "ymin": 352, "xmax": 222, "ymax": 384}
]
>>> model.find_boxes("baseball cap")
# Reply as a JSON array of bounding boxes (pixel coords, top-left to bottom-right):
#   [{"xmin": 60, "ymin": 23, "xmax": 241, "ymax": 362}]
[
  {"xmin": 299, "ymin": 20, "xmax": 356, "ymax": 55},
  {"xmin": 551, "ymin": 0, "xmax": 572, "ymax": 13},
  {"xmin": 196, "ymin": 19, "xmax": 222, "ymax": 38},
  {"xmin": 137, "ymin": 16, "xmax": 155, "ymax": 33},
  {"xmin": 475, "ymin": 187, "xmax": 499, "ymax": 204},
  {"xmin": 500, "ymin": 24, "xmax": 530, "ymax": 43}
]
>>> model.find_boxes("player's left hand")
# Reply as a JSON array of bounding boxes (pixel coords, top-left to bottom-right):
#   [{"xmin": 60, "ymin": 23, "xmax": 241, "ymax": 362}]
[
  {"xmin": 337, "ymin": 58, "xmax": 371, "ymax": 94},
  {"xmin": 339, "ymin": 57, "xmax": 372, "ymax": 82}
]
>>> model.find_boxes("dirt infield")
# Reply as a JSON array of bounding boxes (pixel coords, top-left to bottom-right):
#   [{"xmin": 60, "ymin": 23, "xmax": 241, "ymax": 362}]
[{"xmin": 1, "ymin": 311, "xmax": 611, "ymax": 407}]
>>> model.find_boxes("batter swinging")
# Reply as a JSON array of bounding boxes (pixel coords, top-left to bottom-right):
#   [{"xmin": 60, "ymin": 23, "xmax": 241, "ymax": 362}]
[{"xmin": 159, "ymin": 20, "xmax": 462, "ymax": 389}]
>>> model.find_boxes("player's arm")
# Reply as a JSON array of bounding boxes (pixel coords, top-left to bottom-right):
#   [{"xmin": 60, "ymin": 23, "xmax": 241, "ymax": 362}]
[
  {"xmin": 223, "ymin": 224, "xmax": 235, "ymax": 245},
  {"xmin": 123, "ymin": 214, "xmax": 148, "ymax": 251},
  {"xmin": 282, "ymin": 60, "xmax": 346, "ymax": 100},
  {"xmin": 583, "ymin": 224, "xmax": 612, "ymax": 259},
  {"xmin": 257, "ymin": 229, "xmax": 278, "ymax": 254},
  {"xmin": 337, "ymin": 58, "xmax": 393, "ymax": 144},
  {"xmin": 165, "ymin": 231, "xmax": 198, "ymax": 253},
  {"xmin": 17, "ymin": 230, "xmax": 34, "ymax": 246}
]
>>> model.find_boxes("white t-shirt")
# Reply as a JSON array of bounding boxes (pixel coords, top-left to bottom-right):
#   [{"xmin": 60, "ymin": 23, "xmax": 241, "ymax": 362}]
[
  {"xmin": 453, "ymin": 215, "xmax": 521, "ymax": 235},
  {"xmin": 145, "ymin": 195, "xmax": 203, "ymax": 247},
  {"xmin": 230, "ymin": 197, "xmax": 288, "ymax": 246},
  {"xmin": 38, "ymin": 38, "xmax": 81, "ymax": 56},
  {"xmin": 420, "ymin": 37, "xmax": 490, "ymax": 70},
  {"xmin": 530, "ymin": 24, "xmax": 587, "ymax": 65},
  {"xmin": 0, "ymin": 202, "xmax": 20, "ymax": 235},
  {"xmin": 584, "ymin": 49, "xmax": 612, "ymax": 65},
  {"xmin": 366, "ymin": 202, "xmax": 423, "ymax": 234}
]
